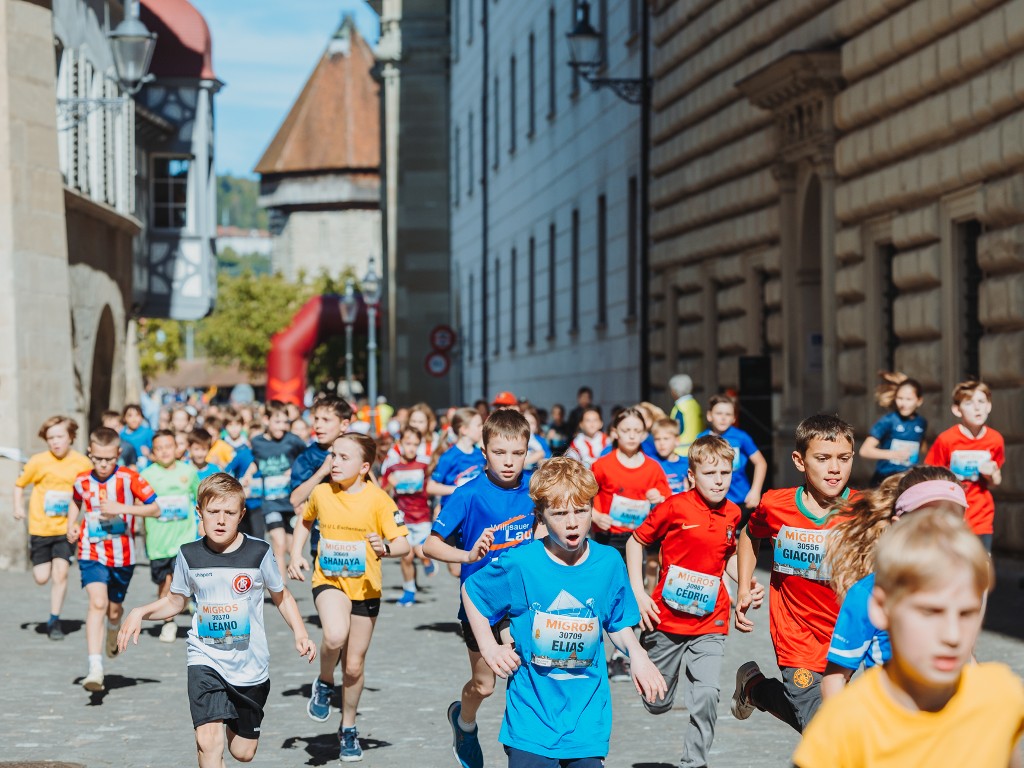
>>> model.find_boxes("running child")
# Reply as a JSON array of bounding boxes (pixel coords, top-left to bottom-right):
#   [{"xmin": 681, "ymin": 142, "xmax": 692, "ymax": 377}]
[
  {"xmin": 565, "ymin": 406, "xmax": 610, "ymax": 469},
  {"xmin": 859, "ymin": 373, "xmax": 927, "ymax": 485},
  {"xmin": 188, "ymin": 429, "xmax": 223, "ymax": 481},
  {"xmin": 141, "ymin": 429, "xmax": 201, "ymax": 643},
  {"xmin": 626, "ymin": 435, "xmax": 764, "ymax": 768},
  {"xmin": 427, "ymin": 407, "xmax": 485, "ymax": 500},
  {"xmin": 120, "ymin": 404, "xmax": 153, "ymax": 468},
  {"xmin": 204, "ymin": 415, "xmax": 236, "ymax": 469},
  {"xmin": 421, "ymin": 408, "xmax": 537, "ymax": 768},
  {"xmin": 251, "ymin": 401, "xmax": 307, "ymax": 581},
  {"xmin": 731, "ymin": 414, "xmax": 856, "ymax": 732},
  {"xmin": 13, "ymin": 415, "xmax": 92, "ymax": 640},
  {"xmin": 793, "ymin": 509, "xmax": 1024, "ymax": 767},
  {"xmin": 522, "ymin": 407, "xmax": 552, "ymax": 475},
  {"xmin": 651, "ymin": 417, "xmax": 688, "ymax": 495},
  {"xmin": 288, "ymin": 433, "xmax": 410, "ymax": 762},
  {"xmin": 925, "ymin": 379, "xmax": 1005, "ymax": 551},
  {"xmin": 698, "ymin": 394, "xmax": 768, "ymax": 517},
  {"xmin": 65, "ymin": 427, "xmax": 160, "ymax": 691},
  {"xmin": 101, "ymin": 410, "xmax": 139, "ymax": 469},
  {"xmin": 463, "ymin": 456, "xmax": 667, "ymax": 767},
  {"xmin": 118, "ymin": 474, "xmax": 316, "ymax": 768},
  {"xmin": 223, "ymin": 408, "xmax": 250, "ymax": 451},
  {"xmin": 382, "ymin": 426, "xmax": 433, "ymax": 606},
  {"xmin": 820, "ymin": 467, "xmax": 965, "ymax": 701},
  {"xmin": 381, "ymin": 402, "xmax": 439, "ymax": 472}
]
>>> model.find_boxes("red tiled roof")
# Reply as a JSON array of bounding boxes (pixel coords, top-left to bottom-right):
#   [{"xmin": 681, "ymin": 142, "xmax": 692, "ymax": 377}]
[
  {"xmin": 254, "ymin": 18, "xmax": 380, "ymax": 175},
  {"xmin": 140, "ymin": 0, "xmax": 216, "ymax": 80}
]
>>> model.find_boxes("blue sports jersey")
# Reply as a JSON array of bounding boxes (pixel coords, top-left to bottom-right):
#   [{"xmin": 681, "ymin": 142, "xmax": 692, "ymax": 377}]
[
  {"xmin": 431, "ymin": 471, "xmax": 535, "ymax": 621},
  {"xmin": 827, "ymin": 573, "xmax": 890, "ymax": 671},
  {"xmin": 697, "ymin": 426, "xmax": 760, "ymax": 505},
  {"xmin": 656, "ymin": 454, "xmax": 688, "ymax": 495},
  {"xmin": 869, "ymin": 411, "xmax": 927, "ymax": 478},
  {"xmin": 525, "ymin": 434, "xmax": 553, "ymax": 473},
  {"xmin": 465, "ymin": 539, "xmax": 639, "ymax": 760},
  {"xmin": 291, "ymin": 442, "xmax": 332, "ymax": 550},
  {"xmin": 431, "ymin": 444, "xmax": 485, "ymax": 506},
  {"xmin": 641, "ymin": 435, "xmax": 660, "ymax": 459},
  {"xmin": 225, "ymin": 445, "xmax": 261, "ymax": 510},
  {"xmin": 121, "ymin": 425, "xmax": 154, "ymax": 460},
  {"xmin": 193, "ymin": 462, "xmax": 222, "ymax": 482}
]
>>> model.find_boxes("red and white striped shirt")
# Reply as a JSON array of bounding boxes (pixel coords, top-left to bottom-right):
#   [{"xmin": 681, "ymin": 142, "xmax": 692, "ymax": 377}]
[
  {"xmin": 566, "ymin": 432, "xmax": 611, "ymax": 469},
  {"xmin": 73, "ymin": 468, "xmax": 157, "ymax": 567}
]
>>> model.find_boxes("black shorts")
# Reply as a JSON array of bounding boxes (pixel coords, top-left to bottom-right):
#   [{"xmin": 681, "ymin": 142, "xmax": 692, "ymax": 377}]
[
  {"xmin": 461, "ymin": 616, "xmax": 512, "ymax": 654},
  {"xmin": 187, "ymin": 664, "xmax": 270, "ymax": 739},
  {"xmin": 150, "ymin": 556, "xmax": 176, "ymax": 585},
  {"xmin": 310, "ymin": 585, "xmax": 381, "ymax": 617},
  {"xmin": 30, "ymin": 535, "xmax": 73, "ymax": 566},
  {"xmin": 263, "ymin": 507, "xmax": 295, "ymax": 532}
]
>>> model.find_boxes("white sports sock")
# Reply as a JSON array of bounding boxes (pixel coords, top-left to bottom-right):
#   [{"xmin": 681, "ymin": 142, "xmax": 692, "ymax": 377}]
[
  {"xmin": 403, "ymin": 580, "xmax": 416, "ymax": 592},
  {"xmin": 88, "ymin": 654, "xmax": 102, "ymax": 668},
  {"xmin": 457, "ymin": 714, "xmax": 475, "ymax": 732}
]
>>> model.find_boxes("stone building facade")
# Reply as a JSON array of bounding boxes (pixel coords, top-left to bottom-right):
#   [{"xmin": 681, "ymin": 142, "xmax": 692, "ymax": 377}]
[{"xmin": 649, "ymin": 0, "xmax": 1024, "ymax": 550}]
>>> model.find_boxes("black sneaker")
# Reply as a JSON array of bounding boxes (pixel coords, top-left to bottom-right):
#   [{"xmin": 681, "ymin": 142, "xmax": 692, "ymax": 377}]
[{"xmin": 47, "ymin": 619, "xmax": 64, "ymax": 641}]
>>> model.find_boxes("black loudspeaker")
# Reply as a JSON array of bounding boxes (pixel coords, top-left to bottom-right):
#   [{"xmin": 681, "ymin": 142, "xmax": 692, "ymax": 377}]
[{"xmin": 739, "ymin": 355, "xmax": 773, "ymax": 490}]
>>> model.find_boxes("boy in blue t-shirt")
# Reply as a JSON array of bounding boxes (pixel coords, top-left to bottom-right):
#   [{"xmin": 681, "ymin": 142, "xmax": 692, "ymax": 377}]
[
  {"xmin": 463, "ymin": 457, "xmax": 666, "ymax": 767},
  {"xmin": 697, "ymin": 395, "xmax": 766, "ymax": 514},
  {"xmin": 120, "ymin": 404, "xmax": 154, "ymax": 469},
  {"xmin": 422, "ymin": 409, "xmax": 536, "ymax": 768},
  {"xmin": 651, "ymin": 417, "xmax": 688, "ymax": 495}
]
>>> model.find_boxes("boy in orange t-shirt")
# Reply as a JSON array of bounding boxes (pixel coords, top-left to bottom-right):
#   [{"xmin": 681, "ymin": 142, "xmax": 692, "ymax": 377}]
[
  {"xmin": 925, "ymin": 379, "xmax": 1004, "ymax": 552},
  {"xmin": 731, "ymin": 414, "xmax": 856, "ymax": 732}
]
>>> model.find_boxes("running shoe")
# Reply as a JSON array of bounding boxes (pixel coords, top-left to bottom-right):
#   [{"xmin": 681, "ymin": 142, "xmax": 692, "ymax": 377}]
[
  {"xmin": 731, "ymin": 661, "xmax": 763, "ymax": 720},
  {"xmin": 106, "ymin": 625, "xmax": 120, "ymax": 658},
  {"xmin": 159, "ymin": 621, "xmax": 177, "ymax": 643},
  {"xmin": 339, "ymin": 726, "xmax": 363, "ymax": 762},
  {"xmin": 82, "ymin": 663, "xmax": 105, "ymax": 692},
  {"xmin": 447, "ymin": 701, "xmax": 483, "ymax": 768},
  {"xmin": 47, "ymin": 619, "xmax": 64, "ymax": 642},
  {"xmin": 608, "ymin": 653, "xmax": 631, "ymax": 682},
  {"xmin": 424, "ymin": 560, "xmax": 437, "ymax": 577},
  {"xmin": 307, "ymin": 677, "xmax": 333, "ymax": 722},
  {"xmin": 397, "ymin": 590, "xmax": 416, "ymax": 607}
]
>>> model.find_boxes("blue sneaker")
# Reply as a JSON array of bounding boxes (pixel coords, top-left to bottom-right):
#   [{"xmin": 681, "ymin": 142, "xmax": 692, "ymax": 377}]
[
  {"xmin": 447, "ymin": 701, "xmax": 483, "ymax": 768},
  {"xmin": 307, "ymin": 677, "xmax": 332, "ymax": 722},
  {"xmin": 339, "ymin": 726, "xmax": 363, "ymax": 762},
  {"xmin": 397, "ymin": 590, "xmax": 416, "ymax": 606},
  {"xmin": 424, "ymin": 560, "xmax": 437, "ymax": 577}
]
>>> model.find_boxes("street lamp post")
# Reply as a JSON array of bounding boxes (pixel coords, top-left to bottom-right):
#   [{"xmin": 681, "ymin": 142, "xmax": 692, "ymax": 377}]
[
  {"xmin": 362, "ymin": 257, "xmax": 382, "ymax": 434},
  {"xmin": 567, "ymin": 0, "xmax": 651, "ymax": 401},
  {"xmin": 339, "ymin": 279, "xmax": 358, "ymax": 402}
]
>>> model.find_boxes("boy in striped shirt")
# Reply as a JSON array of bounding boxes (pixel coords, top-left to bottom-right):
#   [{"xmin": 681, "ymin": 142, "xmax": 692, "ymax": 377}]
[{"xmin": 66, "ymin": 427, "xmax": 160, "ymax": 692}]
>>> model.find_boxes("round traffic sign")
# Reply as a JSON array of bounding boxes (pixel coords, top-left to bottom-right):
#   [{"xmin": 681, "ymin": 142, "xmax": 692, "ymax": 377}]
[
  {"xmin": 425, "ymin": 351, "xmax": 450, "ymax": 377},
  {"xmin": 429, "ymin": 324, "xmax": 457, "ymax": 352}
]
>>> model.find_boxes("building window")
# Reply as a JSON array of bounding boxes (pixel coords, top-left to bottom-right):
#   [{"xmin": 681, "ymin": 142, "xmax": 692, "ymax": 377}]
[
  {"xmin": 598, "ymin": 0, "xmax": 609, "ymax": 69},
  {"xmin": 453, "ymin": 125, "xmax": 461, "ymax": 205},
  {"xmin": 570, "ymin": 208, "xmax": 580, "ymax": 334},
  {"xmin": 879, "ymin": 243, "xmax": 897, "ymax": 371},
  {"xmin": 468, "ymin": 112, "xmax": 474, "ymax": 196},
  {"xmin": 527, "ymin": 33, "xmax": 536, "ymax": 137},
  {"xmin": 629, "ymin": 0, "xmax": 639, "ymax": 37},
  {"xmin": 152, "ymin": 156, "xmax": 189, "ymax": 229},
  {"xmin": 596, "ymin": 194, "xmax": 607, "ymax": 328},
  {"xmin": 493, "ymin": 75, "xmax": 500, "ymax": 169},
  {"xmin": 509, "ymin": 247, "xmax": 517, "ymax": 350},
  {"xmin": 626, "ymin": 175, "xmax": 638, "ymax": 320},
  {"xmin": 528, "ymin": 236, "xmax": 536, "ymax": 345},
  {"xmin": 548, "ymin": 222, "xmax": 557, "ymax": 339},
  {"xmin": 494, "ymin": 257, "xmax": 501, "ymax": 356},
  {"xmin": 509, "ymin": 56, "xmax": 517, "ymax": 154},
  {"xmin": 452, "ymin": 0, "xmax": 460, "ymax": 60},
  {"xmin": 959, "ymin": 220, "xmax": 983, "ymax": 378},
  {"xmin": 547, "ymin": 7, "xmax": 556, "ymax": 119}
]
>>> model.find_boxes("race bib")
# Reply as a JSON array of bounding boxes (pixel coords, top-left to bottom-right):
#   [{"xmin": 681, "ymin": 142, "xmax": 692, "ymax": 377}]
[
  {"xmin": 197, "ymin": 600, "xmax": 250, "ymax": 646},
  {"xmin": 43, "ymin": 490, "xmax": 72, "ymax": 517},
  {"xmin": 86, "ymin": 512, "xmax": 127, "ymax": 541},
  {"xmin": 889, "ymin": 438, "xmax": 921, "ymax": 466},
  {"xmin": 156, "ymin": 494, "xmax": 191, "ymax": 521},
  {"xmin": 530, "ymin": 610, "xmax": 600, "ymax": 669},
  {"xmin": 950, "ymin": 450, "xmax": 992, "ymax": 482},
  {"xmin": 608, "ymin": 494, "xmax": 651, "ymax": 530},
  {"xmin": 391, "ymin": 469, "xmax": 425, "ymax": 494},
  {"xmin": 774, "ymin": 525, "xmax": 832, "ymax": 580},
  {"xmin": 262, "ymin": 474, "xmax": 290, "ymax": 501},
  {"xmin": 319, "ymin": 539, "xmax": 367, "ymax": 578},
  {"xmin": 661, "ymin": 565, "xmax": 721, "ymax": 617}
]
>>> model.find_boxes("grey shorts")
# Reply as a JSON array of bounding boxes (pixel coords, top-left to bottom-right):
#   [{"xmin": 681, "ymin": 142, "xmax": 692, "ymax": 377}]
[{"xmin": 640, "ymin": 630, "xmax": 724, "ymax": 715}]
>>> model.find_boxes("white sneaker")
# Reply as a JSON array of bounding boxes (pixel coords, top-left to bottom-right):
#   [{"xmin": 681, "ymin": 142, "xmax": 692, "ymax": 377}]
[
  {"xmin": 731, "ymin": 661, "xmax": 762, "ymax": 720},
  {"xmin": 106, "ymin": 625, "xmax": 120, "ymax": 658},
  {"xmin": 83, "ymin": 664, "xmax": 105, "ymax": 692},
  {"xmin": 159, "ymin": 621, "xmax": 177, "ymax": 643}
]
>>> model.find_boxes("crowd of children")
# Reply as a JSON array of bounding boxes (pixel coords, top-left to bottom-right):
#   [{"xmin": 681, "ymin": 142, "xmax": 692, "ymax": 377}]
[{"xmin": 9, "ymin": 376, "xmax": 1023, "ymax": 767}]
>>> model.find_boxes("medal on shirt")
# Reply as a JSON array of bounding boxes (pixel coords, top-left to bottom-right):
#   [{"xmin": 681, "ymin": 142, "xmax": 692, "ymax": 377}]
[{"xmin": 661, "ymin": 565, "xmax": 721, "ymax": 617}]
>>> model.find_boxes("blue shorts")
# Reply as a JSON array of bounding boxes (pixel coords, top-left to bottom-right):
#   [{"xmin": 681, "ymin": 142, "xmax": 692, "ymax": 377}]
[
  {"xmin": 504, "ymin": 747, "xmax": 604, "ymax": 768},
  {"xmin": 79, "ymin": 560, "xmax": 135, "ymax": 604}
]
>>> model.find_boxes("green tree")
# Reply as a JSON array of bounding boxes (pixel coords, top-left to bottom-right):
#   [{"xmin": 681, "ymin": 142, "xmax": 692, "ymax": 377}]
[
  {"xmin": 137, "ymin": 318, "xmax": 184, "ymax": 377},
  {"xmin": 217, "ymin": 175, "xmax": 269, "ymax": 230}
]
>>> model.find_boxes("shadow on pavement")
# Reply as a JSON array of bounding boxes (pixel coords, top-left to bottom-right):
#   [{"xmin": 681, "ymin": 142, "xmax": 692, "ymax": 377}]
[
  {"xmin": 280, "ymin": 733, "xmax": 392, "ymax": 766},
  {"xmin": 143, "ymin": 623, "xmax": 190, "ymax": 640},
  {"xmin": 304, "ymin": 614, "xmax": 322, "ymax": 628},
  {"xmin": 413, "ymin": 621, "xmax": 462, "ymax": 636},
  {"xmin": 632, "ymin": 763, "xmax": 676, "ymax": 768},
  {"xmin": 69, "ymin": 674, "xmax": 160, "ymax": 707},
  {"xmin": 20, "ymin": 619, "xmax": 85, "ymax": 636}
]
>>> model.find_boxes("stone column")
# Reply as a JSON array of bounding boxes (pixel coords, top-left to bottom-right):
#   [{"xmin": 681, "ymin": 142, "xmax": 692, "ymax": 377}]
[{"xmin": 817, "ymin": 156, "xmax": 839, "ymax": 413}]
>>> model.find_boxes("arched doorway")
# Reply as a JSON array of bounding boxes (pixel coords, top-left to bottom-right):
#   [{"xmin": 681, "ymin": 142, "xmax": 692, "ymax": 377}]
[
  {"xmin": 89, "ymin": 306, "xmax": 115, "ymax": 431},
  {"xmin": 798, "ymin": 174, "xmax": 824, "ymax": 412}
]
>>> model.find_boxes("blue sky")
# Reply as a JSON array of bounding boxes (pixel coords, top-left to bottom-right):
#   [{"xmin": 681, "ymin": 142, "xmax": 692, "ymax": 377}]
[{"xmin": 190, "ymin": 0, "xmax": 380, "ymax": 178}]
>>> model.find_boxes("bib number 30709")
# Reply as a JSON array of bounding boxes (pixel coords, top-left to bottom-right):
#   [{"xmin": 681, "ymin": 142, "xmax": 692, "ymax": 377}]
[{"xmin": 530, "ymin": 610, "xmax": 600, "ymax": 669}]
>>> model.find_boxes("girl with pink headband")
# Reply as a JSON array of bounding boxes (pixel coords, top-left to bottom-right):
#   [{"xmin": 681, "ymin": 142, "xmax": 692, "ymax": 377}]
[{"xmin": 818, "ymin": 466, "xmax": 967, "ymax": 701}]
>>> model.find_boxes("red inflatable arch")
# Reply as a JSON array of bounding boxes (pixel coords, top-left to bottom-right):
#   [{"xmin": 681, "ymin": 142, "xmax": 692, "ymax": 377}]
[{"xmin": 266, "ymin": 294, "xmax": 377, "ymax": 405}]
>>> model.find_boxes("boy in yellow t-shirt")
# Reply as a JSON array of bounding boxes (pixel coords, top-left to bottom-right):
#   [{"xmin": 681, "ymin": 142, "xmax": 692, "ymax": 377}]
[
  {"xmin": 793, "ymin": 509, "xmax": 1024, "ymax": 768},
  {"xmin": 13, "ymin": 416, "xmax": 92, "ymax": 640}
]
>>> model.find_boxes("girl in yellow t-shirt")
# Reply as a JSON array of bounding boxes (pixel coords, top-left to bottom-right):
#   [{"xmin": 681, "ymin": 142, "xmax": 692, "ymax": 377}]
[
  {"xmin": 287, "ymin": 432, "xmax": 409, "ymax": 761},
  {"xmin": 13, "ymin": 415, "xmax": 92, "ymax": 640}
]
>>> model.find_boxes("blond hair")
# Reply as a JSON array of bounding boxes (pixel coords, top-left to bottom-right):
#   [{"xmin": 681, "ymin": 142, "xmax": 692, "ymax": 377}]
[
  {"xmin": 38, "ymin": 415, "xmax": 78, "ymax": 442},
  {"xmin": 687, "ymin": 434, "xmax": 734, "ymax": 468},
  {"xmin": 650, "ymin": 417, "xmax": 680, "ymax": 437},
  {"xmin": 874, "ymin": 508, "xmax": 990, "ymax": 605},
  {"xmin": 197, "ymin": 473, "xmax": 246, "ymax": 514},
  {"xmin": 530, "ymin": 457, "xmax": 599, "ymax": 512},
  {"xmin": 952, "ymin": 379, "xmax": 991, "ymax": 405}
]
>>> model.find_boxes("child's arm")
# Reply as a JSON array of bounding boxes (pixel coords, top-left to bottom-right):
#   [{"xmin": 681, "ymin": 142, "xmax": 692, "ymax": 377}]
[
  {"xmin": 735, "ymin": 528, "xmax": 761, "ymax": 632},
  {"xmin": 819, "ymin": 662, "xmax": 854, "ymax": 702},
  {"xmin": 625, "ymin": 535, "xmax": 660, "ymax": 631},
  {"xmin": 461, "ymin": 583, "xmax": 520, "ymax": 678},
  {"xmin": 289, "ymin": 455, "xmax": 331, "ymax": 508},
  {"xmin": 422, "ymin": 529, "xmax": 493, "ymax": 564},
  {"xmin": 101, "ymin": 499, "xmax": 161, "ymax": 519},
  {"xmin": 606, "ymin": 626, "xmax": 668, "ymax": 704},
  {"xmin": 724, "ymin": 553, "xmax": 764, "ymax": 608},
  {"xmin": 118, "ymin": 592, "xmax": 187, "ymax": 651},
  {"xmin": 12, "ymin": 485, "xmax": 26, "ymax": 520},
  {"xmin": 65, "ymin": 501, "xmax": 82, "ymax": 543},
  {"xmin": 269, "ymin": 587, "xmax": 316, "ymax": 662},
  {"xmin": 859, "ymin": 435, "xmax": 912, "ymax": 463},
  {"xmin": 746, "ymin": 450, "xmax": 768, "ymax": 509},
  {"xmin": 366, "ymin": 531, "xmax": 412, "ymax": 559},
  {"xmin": 426, "ymin": 479, "xmax": 455, "ymax": 497},
  {"xmin": 287, "ymin": 517, "xmax": 314, "ymax": 580}
]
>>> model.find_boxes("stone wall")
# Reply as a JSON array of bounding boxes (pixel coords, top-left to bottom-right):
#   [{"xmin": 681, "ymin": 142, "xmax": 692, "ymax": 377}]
[{"xmin": 272, "ymin": 208, "xmax": 380, "ymax": 283}]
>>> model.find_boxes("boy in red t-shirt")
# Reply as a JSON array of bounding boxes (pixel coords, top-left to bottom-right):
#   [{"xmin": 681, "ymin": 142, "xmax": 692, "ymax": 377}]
[
  {"xmin": 626, "ymin": 435, "xmax": 764, "ymax": 768},
  {"xmin": 925, "ymin": 379, "xmax": 1004, "ymax": 552},
  {"xmin": 731, "ymin": 414, "xmax": 856, "ymax": 733},
  {"xmin": 382, "ymin": 426, "xmax": 433, "ymax": 606}
]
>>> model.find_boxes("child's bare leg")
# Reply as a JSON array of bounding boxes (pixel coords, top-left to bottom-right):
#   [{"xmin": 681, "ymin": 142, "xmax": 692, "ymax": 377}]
[
  {"xmin": 459, "ymin": 651, "xmax": 496, "ymax": 724},
  {"xmin": 341, "ymin": 614, "xmax": 377, "ymax": 728},
  {"xmin": 49, "ymin": 558, "xmax": 69, "ymax": 615},
  {"xmin": 195, "ymin": 722, "xmax": 227, "ymax": 768},
  {"xmin": 226, "ymin": 729, "xmax": 258, "ymax": 763},
  {"xmin": 315, "ymin": 590, "xmax": 352, "ymax": 686}
]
